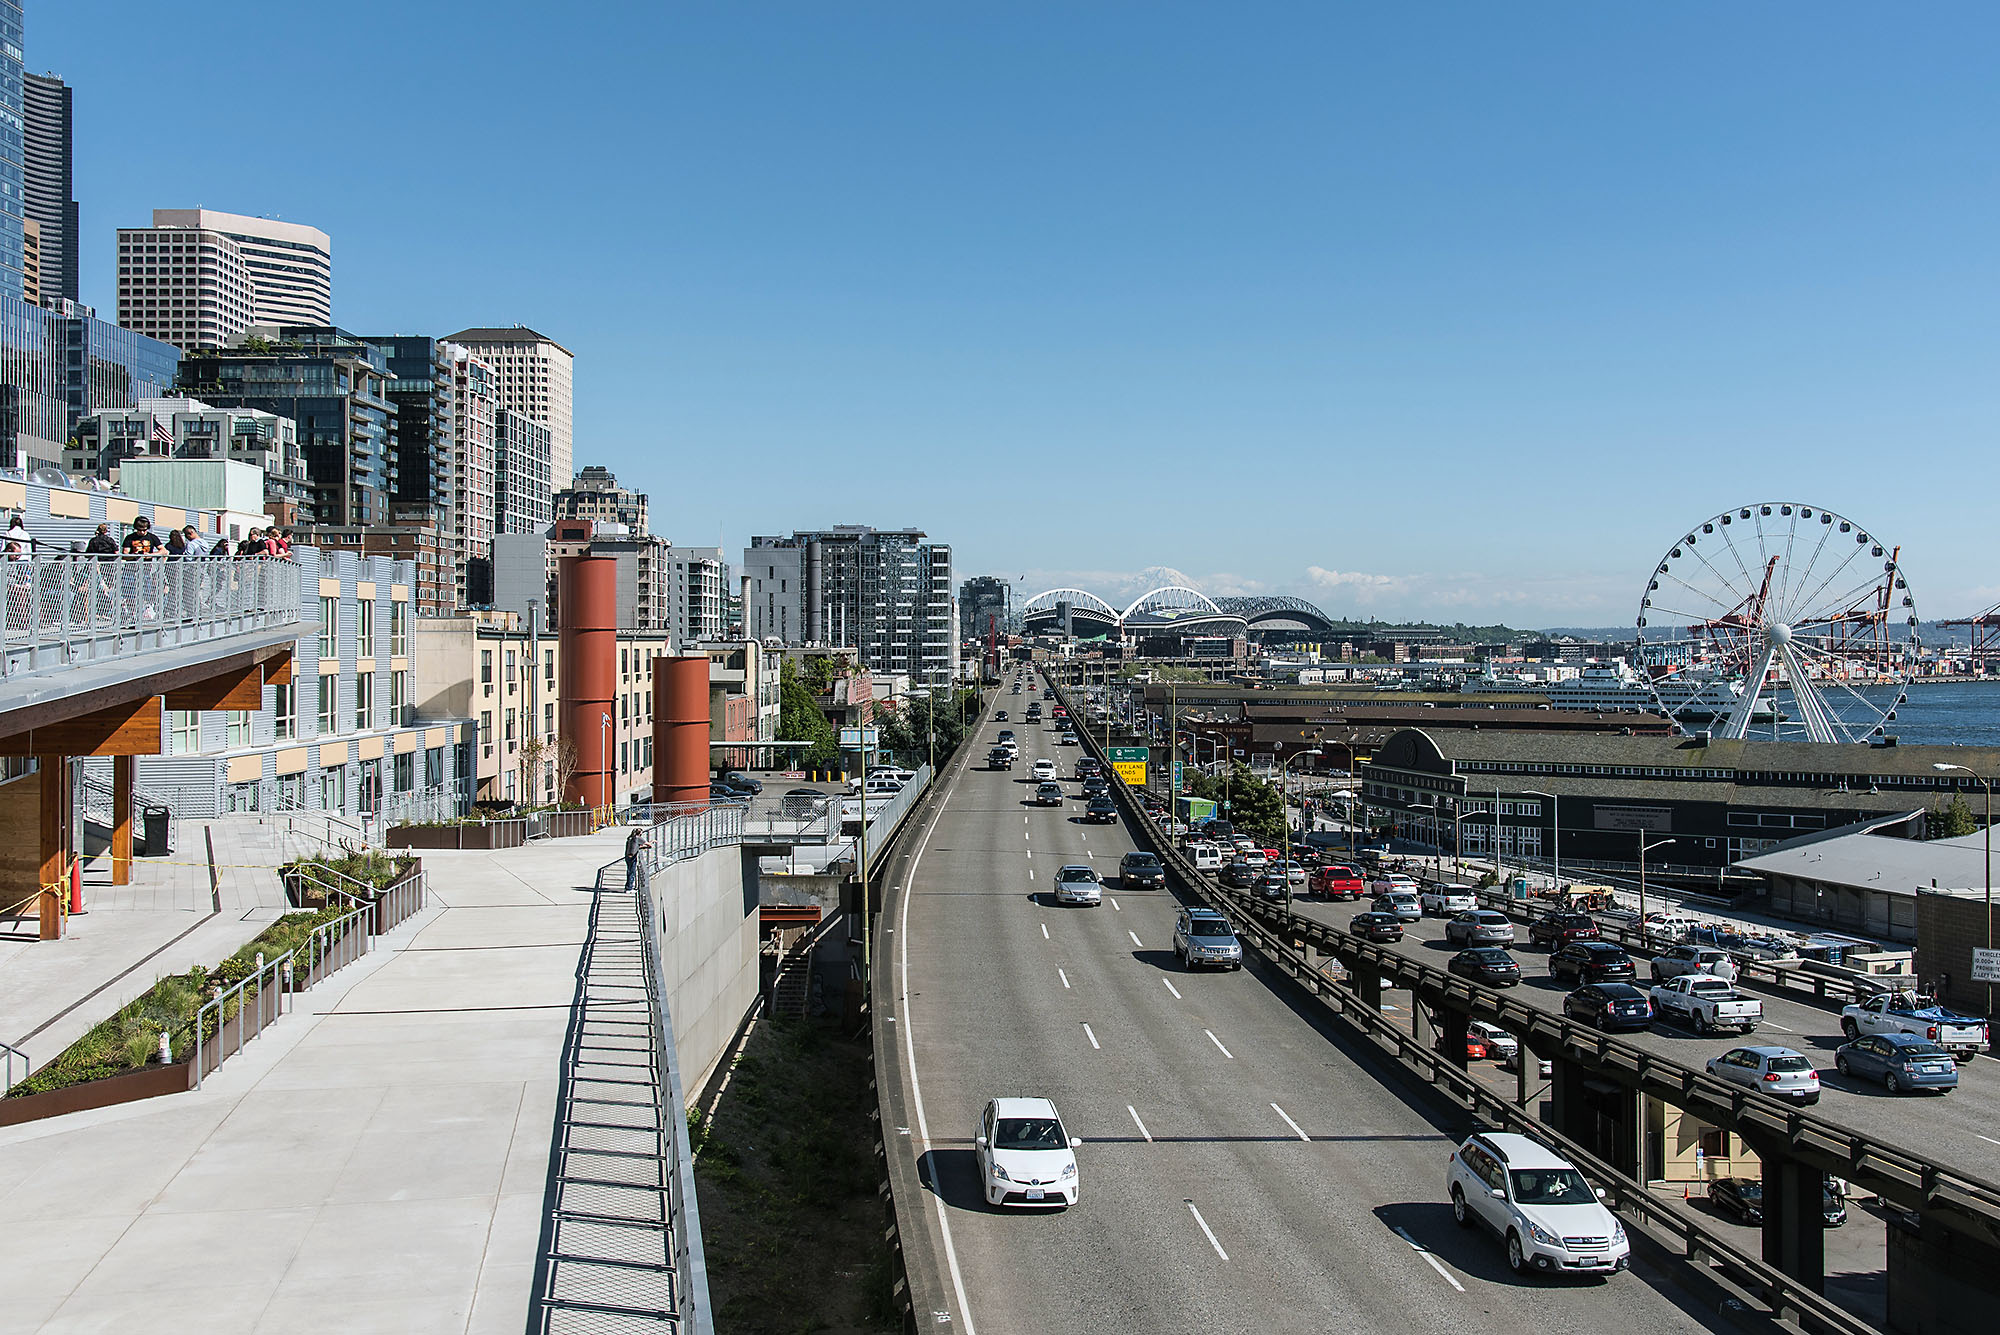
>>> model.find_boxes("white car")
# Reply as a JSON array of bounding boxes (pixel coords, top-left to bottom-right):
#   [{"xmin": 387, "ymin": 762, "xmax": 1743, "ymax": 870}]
[
  {"xmin": 1053, "ymin": 864, "xmax": 1102, "ymax": 906},
  {"xmin": 1370, "ymin": 872, "xmax": 1420, "ymax": 897},
  {"xmin": 1420, "ymin": 887, "xmax": 1477, "ymax": 916},
  {"xmin": 1448, "ymin": 1131, "xmax": 1630, "ymax": 1275},
  {"xmin": 975, "ymin": 1097, "xmax": 1080, "ymax": 1207},
  {"xmin": 1032, "ymin": 759, "xmax": 1058, "ymax": 781}
]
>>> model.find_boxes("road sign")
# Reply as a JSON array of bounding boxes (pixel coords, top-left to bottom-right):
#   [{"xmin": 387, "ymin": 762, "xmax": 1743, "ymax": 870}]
[
  {"xmin": 839, "ymin": 727, "xmax": 879, "ymax": 749},
  {"xmin": 1973, "ymin": 947, "xmax": 2000, "ymax": 984},
  {"xmin": 1108, "ymin": 746, "xmax": 1148, "ymax": 787},
  {"xmin": 1172, "ymin": 761, "xmax": 1183, "ymax": 790},
  {"xmin": 1108, "ymin": 747, "xmax": 1147, "ymax": 764}
]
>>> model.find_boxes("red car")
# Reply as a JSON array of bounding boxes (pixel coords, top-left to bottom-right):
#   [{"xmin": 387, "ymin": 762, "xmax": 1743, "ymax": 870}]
[{"xmin": 1310, "ymin": 864, "xmax": 1366, "ymax": 900}]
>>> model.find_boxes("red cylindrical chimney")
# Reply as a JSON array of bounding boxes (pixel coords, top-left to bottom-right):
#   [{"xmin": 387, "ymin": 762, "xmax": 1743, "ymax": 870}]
[{"xmin": 558, "ymin": 556, "xmax": 620, "ymax": 807}]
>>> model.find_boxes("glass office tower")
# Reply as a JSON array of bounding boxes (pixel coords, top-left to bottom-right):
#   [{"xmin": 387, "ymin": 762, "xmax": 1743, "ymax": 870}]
[{"xmin": 0, "ymin": 3, "xmax": 26, "ymax": 294}]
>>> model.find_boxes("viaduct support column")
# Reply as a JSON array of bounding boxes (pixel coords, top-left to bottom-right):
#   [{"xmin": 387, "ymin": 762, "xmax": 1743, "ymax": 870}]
[
  {"xmin": 1436, "ymin": 1004, "xmax": 1469, "ymax": 1068},
  {"xmin": 1747, "ymin": 1137, "xmax": 1826, "ymax": 1294}
]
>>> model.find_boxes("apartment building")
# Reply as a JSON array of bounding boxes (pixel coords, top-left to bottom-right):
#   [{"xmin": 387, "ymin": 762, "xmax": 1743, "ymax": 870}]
[
  {"xmin": 492, "ymin": 520, "xmax": 672, "ymax": 635},
  {"xmin": 442, "ymin": 326, "xmax": 573, "ymax": 492},
  {"xmin": 743, "ymin": 526, "xmax": 957, "ymax": 685},
  {"xmin": 66, "ymin": 397, "xmax": 309, "ymax": 513},
  {"xmin": 556, "ymin": 465, "xmax": 648, "ymax": 535},
  {"xmin": 449, "ymin": 344, "xmax": 498, "ymax": 605},
  {"xmin": 23, "ymin": 72, "xmax": 76, "ymax": 307}
]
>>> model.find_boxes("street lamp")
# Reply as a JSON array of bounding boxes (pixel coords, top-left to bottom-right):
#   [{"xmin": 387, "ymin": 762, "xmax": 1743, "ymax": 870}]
[
  {"xmin": 600, "ymin": 711, "xmax": 612, "ymax": 814},
  {"xmin": 1277, "ymin": 734, "xmax": 1324, "ymax": 900},
  {"xmin": 1638, "ymin": 836, "xmax": 1677, "ymax": 927},
  {"xmin": 1935, "ymin": 762, "xmax": 1992, "ymax": 1018},
  {"xmin": 1523, "ymin": 789, "xmax": 1558, "ymax": 892}
]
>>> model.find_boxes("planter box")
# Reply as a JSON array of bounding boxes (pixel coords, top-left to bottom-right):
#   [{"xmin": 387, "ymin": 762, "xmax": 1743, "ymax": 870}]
[
  {"xmin": 0, "ymin": 1061, "xmax": 192, "ymax": 1127},
  {"xmin": 545, "ymin": 809, "xmax": 594, "ymax": 840},
  {"xmin": 388, "ymin": 822, "xmax": 524, "ymax": 850}
]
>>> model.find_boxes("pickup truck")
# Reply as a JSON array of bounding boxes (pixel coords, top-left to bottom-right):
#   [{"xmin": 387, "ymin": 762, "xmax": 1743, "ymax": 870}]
[
  {"xmin": 1842, "ymin": 993, "xmax": 1990, "ymax": 1062},
  {"xmin": 1649, "ymin": 974, "xmax": 1763, "ymax": 1035}
]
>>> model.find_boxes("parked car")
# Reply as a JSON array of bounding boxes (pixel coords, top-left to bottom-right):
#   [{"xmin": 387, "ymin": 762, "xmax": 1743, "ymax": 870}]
[
  {"xmin": 1309, "ymin": 864, "xmax": 1367, "ymax": 900},
  {"xmin": 1372, "ymin": 891, "xmax": 1422, "ymax": 923},
  {"xmin": 974, "ymin": 1097, "xmax": 1080, "ymax": 1208},
  {"xmin": 1447, "ymin": 1131, "xmax": 1631, "ymax": 1275},
  {"xmin": 1549, "ymin": 942, "xmax": 1637, "ymax": 986},
  {"xmin": 1174, "ymin": 907, "xmax": 1243, "ymax": 970},
  {"xmin": 1704, "ymin": 1045, "xmax": 1821, "ymax": 1105},
  {"xmin": 1649, "ymin": 944, "xmax": 1738, "ymax": 984},
  {"xmin": 1841, "ymin": 992, "xmax": 1989, "ymax": 1063},
  {"xmin": 1420, "ymin": 887, "xmax": 1478, "ymax": 916},
  {"xmin": 1053, "ymin": 864, "xmax": 1102, "ymax": 907},
  {"xmin": 1530, "ymin": 912, "xmax": 1602, "ymax": 950},
  {"xmin": 1707, "ymin": 1176, "xmax": 1846, "ymax": 1228},
  {"xmin": 1649, "ymin": 975, "xmax": 1762, "ymax": 1035},
  {"xmin": 1833, "ymin": 1032, "xmax": 1960, "ymax": 1094},
  {"xmin": 1563, "ymin": 983, "xmax": 1654, "ymax": 1033},
  {"xmin": 1082, "ymin": 797, "xmax": 1119, "ymax": 824},
  {"xmin": 1351, "ymin": 912, "xmax": 1405, "ymax": 943},
  {"xmin": 1444, "ymin": 909, "xmax": 1516, "ymax": 948},
  {"xmin": 1034, "ymin": 782, "xmax": 1065, "ymax": 807},
  {"xmin": 1449, "ymin": 948, "xmax": 1523, "ymax": 988},
  {"xmin": 1468, "ymin": 1020, "xmax": 1519, "ymax": 1062},
  {"xmin": 1441, "ymin": 1030, "xmax": 1490, "ymax": 1061}
]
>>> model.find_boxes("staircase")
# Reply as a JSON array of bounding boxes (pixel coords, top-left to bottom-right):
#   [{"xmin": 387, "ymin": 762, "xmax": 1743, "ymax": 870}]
[{"xmin": 769, "ymin": 937, "xmax": 812, "ymax": 1020}]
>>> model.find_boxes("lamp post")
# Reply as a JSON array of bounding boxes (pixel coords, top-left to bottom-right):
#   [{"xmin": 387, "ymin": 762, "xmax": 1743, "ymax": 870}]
[
  {"xmin": 600, "ymin": 711, "xmax": 612, "ymax": 815},
  {"xmin": 1638, "ymin": 836, "xmax": 1677, "ymax": 927},
  {"xmin": 1278, "ymin": 734, "xmax": 1324, "ymax": 901},
  {"xmin": 1935, "ymin": 762, "xmax": 1992, "ymax": 1018},
  {"xmin": 1523, "ymin": 789, "xmax": 1558, "ymax": 892}
]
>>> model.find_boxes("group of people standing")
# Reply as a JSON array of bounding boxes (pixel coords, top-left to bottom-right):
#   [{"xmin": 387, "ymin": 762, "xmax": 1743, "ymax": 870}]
[{"xmin": 6, "ymin": 512, "xmax": 297, "ymax": 560}]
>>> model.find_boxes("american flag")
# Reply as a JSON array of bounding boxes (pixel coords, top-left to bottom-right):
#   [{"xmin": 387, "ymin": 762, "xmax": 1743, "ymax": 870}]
[{"xmin": 151, "ymin": 416, "xmax": 173, "ymax": 449}]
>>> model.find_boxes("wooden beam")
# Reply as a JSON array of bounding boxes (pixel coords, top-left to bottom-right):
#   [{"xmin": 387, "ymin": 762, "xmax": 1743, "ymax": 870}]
[
  {"xmin": 164, "ymin": 664, "xmax": 265, "ymax": 712},
  {"xmin": 265, "ymin": 651, "xmax": 294, "ymax": 686},
  {"xmin": 0, "ymin": 696, "xmax": 163, "ymax": 757},
  {"xmin": 111, "ymin": 754, "xmax": 134, "ymax": 886},
  {"xmin": 0, "ymin": 641, "xmax": 290, "ymax": 743},
  {"xmin": 38, "ymin": 761, "xmax": 63, "ymax": 939}
]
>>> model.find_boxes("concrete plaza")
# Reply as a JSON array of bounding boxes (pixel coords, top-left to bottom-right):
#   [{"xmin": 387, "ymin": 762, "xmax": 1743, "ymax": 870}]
[{"xmin": 0, "ymin": 830, "xmax": 629, "ymax": 1333}]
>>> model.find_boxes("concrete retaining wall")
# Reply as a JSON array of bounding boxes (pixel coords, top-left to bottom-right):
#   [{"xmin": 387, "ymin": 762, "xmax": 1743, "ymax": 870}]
[{"xmin": 643, "ymin": 844, "xmax": 759, "ymax": 1101}]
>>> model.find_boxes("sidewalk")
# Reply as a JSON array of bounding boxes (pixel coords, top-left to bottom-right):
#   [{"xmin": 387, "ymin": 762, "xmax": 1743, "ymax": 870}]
[
  {"xmin": 0, "ymin": 830, "xmax": 628, "ymax": 1333},
  {"xmin": 0, "ymin": 817, "xmax": 298, "ymax": 1078}
]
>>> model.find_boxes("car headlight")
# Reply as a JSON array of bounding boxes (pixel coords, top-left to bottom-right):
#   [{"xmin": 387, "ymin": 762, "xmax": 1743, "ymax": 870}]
[
  {"xmin": 990, "ymin": 1163, "xmax": 1010, "ymax": 1182},
  {"xmin": 1526, "ymin": 1222, "xmax": 1561, "ymax": 1248},
  {"xmin": 1061, "ymin": 1162, "xmax": 1077, "ymax": 1180},
  {"xmin": 1612, "ymin": 1222, "xmax": 1626, "ymax": 1245}
]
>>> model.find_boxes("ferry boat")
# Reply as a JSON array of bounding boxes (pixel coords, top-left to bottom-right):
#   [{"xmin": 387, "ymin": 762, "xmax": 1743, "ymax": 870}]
[{"xmin": 1470, "ymin": 661, "xmax": 1774, "ymax": 720}]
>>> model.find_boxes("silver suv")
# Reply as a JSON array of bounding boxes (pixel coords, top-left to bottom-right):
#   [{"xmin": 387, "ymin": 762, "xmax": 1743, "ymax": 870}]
[
  {"xmin": 1173, "ymin": 907, "xmax": 1242, "ymax": 971},
  {"xmin": 1448, "ymin": 1131, "xmax": 1630, "ymax": 1276},
  {"xmin": 1445, "ymin": 909, "xmax": 1516, "ymax": 947}
]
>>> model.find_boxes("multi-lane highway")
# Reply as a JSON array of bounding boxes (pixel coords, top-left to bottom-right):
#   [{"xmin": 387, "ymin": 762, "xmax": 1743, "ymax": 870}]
[{"xmin": 886, "ymin": 677, "xmax": 1742, "ymax": 1335}]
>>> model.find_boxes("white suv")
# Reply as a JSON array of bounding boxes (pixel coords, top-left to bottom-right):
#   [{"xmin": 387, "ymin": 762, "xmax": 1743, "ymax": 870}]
[
  {"xmin": 1447, "ymin": 1131, "xmax": 1630, "ymax": 1275},
  {"xmin": 1032, "ymin": 758, "xmax": 1058, "ymax": 781},
  {"xmin": 1420, "ymin": 887, "xmax": 1477, "ymax": 916}
]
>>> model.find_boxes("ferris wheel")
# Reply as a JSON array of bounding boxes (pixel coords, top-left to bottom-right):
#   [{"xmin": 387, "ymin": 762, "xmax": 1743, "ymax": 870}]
[{"xmin": 1634, "ymin": 503, "xmax": 1917, "ymax": 744}]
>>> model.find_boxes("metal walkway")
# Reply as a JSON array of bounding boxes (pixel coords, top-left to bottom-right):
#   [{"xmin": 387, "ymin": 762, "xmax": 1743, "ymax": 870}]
[{"xmin": 531, "ymin": 883, "xmax": 686, "ymax": 1332}]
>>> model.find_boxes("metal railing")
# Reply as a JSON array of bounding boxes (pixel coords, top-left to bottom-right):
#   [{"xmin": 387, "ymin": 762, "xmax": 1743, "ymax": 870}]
[
  {"xmin": 0, "ymin": 553, "xmax": 300, "ymax": 679},
  {"xmin": 376, "ymin": 866, "xmax": 426, "ymax": 933},
  {"xmin": 629, "ymin": 858, "xmax": 716, "ymax": 1335},
  {"xmin": 0, "ymin": 1039, "xmax": 27, "ymax": 1095},
  {"xmin": 299, "ymin": 902, "xmax": 370, "ymax": 985},
  {"xmin": 193, "ymin": 952, "xmax": 290, "ymax": 1089},
  {"xmin": 274, "ymin": 810, "xmax": 379, "ymax": 856}
]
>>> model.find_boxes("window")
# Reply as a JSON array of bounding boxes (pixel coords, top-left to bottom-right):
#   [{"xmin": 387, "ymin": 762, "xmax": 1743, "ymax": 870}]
[
  {"xmin": 389, "ymin": 602, "xmax": 409, "ymax": 656},
  {"xmin": 393, "ymin": 752, "xmax": 413, "ymax": 793},
  {"xmin": 544, "ymin": 702, "xmax": 555, "ymax": 737},
  {"xmin": 357, "ymin": 600, "xmax": 375, "ymax": 655},
  {"xmin": 390, "ymin": 670, "xmax": 408, "ymax": 724},
  {"xmin": 226, "ymin": 710, "xmax": 252, "ymax": 748},
  {"xmin": 505, "ymin": 708, "xmax": 517, "ymax": 744},
  {"xmin": 481, "ymin": 649, "xmax": 493, "ymax": 693},
  {"xmin": 425, "ymin": 747, "xmax": 444, "ymax": 788},
  {"xmin": 355, "ymin": 674, "xmax": 375, "ymax": 731},
  {"xmin": 318, "ymin": 596, "xmax": 338, "ymax": 658},
  {"xmin": 273, "ymin": 683, "xmax": 297, "ymax": 740},
  {"xmin": 318, "ymin": 676, "xmax": 338, "ymax": 733},
  {"xmin": 480, "ymin": 711, "xmax": 494, "ymax": 759},
  {"xmin": 171, "ymin": 710, "xmax": 200, "ymax": 755}
]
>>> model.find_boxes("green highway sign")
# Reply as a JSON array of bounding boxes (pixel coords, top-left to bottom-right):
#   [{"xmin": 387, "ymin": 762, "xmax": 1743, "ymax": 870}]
[{"xmin": 1108, "ymin": 747, "xmax": 1147, "ymax": 763}]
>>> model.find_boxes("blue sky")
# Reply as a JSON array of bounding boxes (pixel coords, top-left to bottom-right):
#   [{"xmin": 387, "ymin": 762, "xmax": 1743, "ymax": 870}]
[{"xmin": 38, "ymin": 3, "xmax": 1998, "ymax": 627}]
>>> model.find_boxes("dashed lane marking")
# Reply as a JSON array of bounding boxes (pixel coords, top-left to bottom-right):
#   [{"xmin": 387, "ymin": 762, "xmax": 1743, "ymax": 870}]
[
  {"xmin": 1162, "ymin": 979, "xmax": 1182, "ymax": 1000},
  {"xmin": 1083, "ymin": 1023, "xmax": 1101, "ymax": 1050},
  {"xmin": 1128, "ymin": 930, "xmax": 1143, "ymax": 947},
  {"xmin": 1059, "ymin": 968, "xmax": 1070, "ymax": 989},
  {"xmin": 1186, "ymin": 1201, "xmax": 1229, "ymax": 1261},
  {"xmin": 1205, "ymin": 1029, "xmax": 1234, "ymax": 1059},
  {"xmin": 1128, "ymin": 1106, "xmax": 1152, "ymax": 1142},
  {"xmin": 1040, "ymin": 922, "xmax": 1049, "ymax": 939},
  {"xmin": 1271, "ymin": 1103, "xmax": 1309, "ymax": 1141},
  {"xmin": 1394, "ymin": 1226, "xmax": 1465, "ymax": 1292}
]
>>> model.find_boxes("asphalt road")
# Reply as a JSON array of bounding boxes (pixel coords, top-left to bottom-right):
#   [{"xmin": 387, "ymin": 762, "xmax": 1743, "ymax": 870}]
[
  {"xmin": 890, "ymin": 680, "xmax": 1743, "ymax": 1335},
  {"xmin": 1278, "ymin": 891, "xmax": 2000, "ymax": 1179}
]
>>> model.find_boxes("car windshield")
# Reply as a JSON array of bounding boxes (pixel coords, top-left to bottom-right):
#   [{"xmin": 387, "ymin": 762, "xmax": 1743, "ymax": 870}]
[
  {"xmin": 1765, "ymin": 1055, "xmax": 1813, "ymax": 1073},
  {"xmin": 1124, "ymin": 855, "xmax": 1158, "ymax": 867},
  {"xmin": 1057, "ymin": 868, "xmax": 1096, "ymax": 883},
  {"xmin": 1190, "ymin": 918, "xmax": 1232, "ymax": 939},
  {"xmin": 1509, "ymin": 1168, "xmax": 1597, "ymax": 1205},
  {"xmin": 993, "ymin": 1117, "xmax": 1067, "ymax": 1151}
]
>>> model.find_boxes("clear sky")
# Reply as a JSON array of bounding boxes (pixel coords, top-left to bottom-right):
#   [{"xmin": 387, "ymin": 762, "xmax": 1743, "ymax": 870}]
[{"xmin": 37, "ymin": 3, "xmax": 1999, "ymax": 628}]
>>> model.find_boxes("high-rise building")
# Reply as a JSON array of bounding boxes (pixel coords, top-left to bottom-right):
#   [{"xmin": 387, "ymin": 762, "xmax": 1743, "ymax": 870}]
[
  {"xmin": 441, "ymin": 326, "xmax": 573, "ymax": 488},
  {"xmin": 743, "ymin": 527, "xmax": 956, "ymax": 685},
  {"xmin": 448, "ymin": 344, "xmax": 498, "ymax": 606},
  {"xmin": 19, "ymin": 214, "xmax": 36, "ymax": 304},
  {"xmin": 176, "ymin": 326, "xmax": 393, "ymax": 525},
  {"xmin": 367, "ymin": 335, "xmax": 453, "ymax": 528},
  {"xmin": 666, "ymin": 546, "xmax": 727, "ymax": 645},
  {"xmin": 959, "ymin": 576, "xmax": 1013, "ymax": 646},
  {"xmin": 0, "ymin": 3, "xmax": 26, "ymax": 298},
  {"xmin": 494, "ymin": 407, "xmax": 552, "ymax": 535},
  {"xmin": 23, "ymin": 72, "xmax": 76, "ymax": 306},
  {"xmin": 555, "ymin": 465, "xmax": 648, "ymax": 535},
  {"xmin": 492, "ymin": 520, "xmax": 671, "ymax": 635},
  {"xmin": 118, "ymin": 209, "xmax": 331, "ymax": 349}
]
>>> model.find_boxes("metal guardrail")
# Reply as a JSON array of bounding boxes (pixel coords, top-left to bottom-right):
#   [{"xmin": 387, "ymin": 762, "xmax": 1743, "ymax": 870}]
[
  {"xmin": 0, "ymin": 1039, "xmax": 28, "ymax": 1095},
  {"xmin": 300, "ymin": 902, "xmax": 370, "ymax": 983},
  {"xmin": 629, "ymin": 842, "xmax": 716, "ymax": 1334},
  {"xmin": 1055, "ymin": 680, "xmax": 2000, "ymax": 1318},
  {"xmin": 193, "ymin": 952, "xmax": 290, "ymax": 1090},
  {"xmin": 0, "ymin": 553, "xmax": 301, "ymax": 678},
  {"xmin": 377, "ymin": 866, "xmax": 426, "ymax": 933}
]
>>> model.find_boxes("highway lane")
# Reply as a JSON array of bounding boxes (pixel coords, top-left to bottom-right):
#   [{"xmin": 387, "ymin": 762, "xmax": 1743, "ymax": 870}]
[
  {"xmin": 892, "ymin": 690, "xmax": 1736, "ymax": 1335},
  {"xmin": 1280, "ymin": 891, "xmax": 2000, "ymax": 1177}
]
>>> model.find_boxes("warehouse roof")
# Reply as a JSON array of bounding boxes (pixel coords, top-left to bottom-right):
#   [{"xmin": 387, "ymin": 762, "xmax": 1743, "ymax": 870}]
[{"xmin": 1737, "ymin": 819, "xmax": 1994, "ymax": 897}]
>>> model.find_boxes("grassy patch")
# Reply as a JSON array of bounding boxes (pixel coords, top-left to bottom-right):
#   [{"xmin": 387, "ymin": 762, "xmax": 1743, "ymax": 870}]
[
  {"xmin": 7, "ymin": 852, "xmax": 415, "ymax": 1098},
  {"xmin": 693, "ymin": 1017, "xmax": 900, "ymax": 1334}
]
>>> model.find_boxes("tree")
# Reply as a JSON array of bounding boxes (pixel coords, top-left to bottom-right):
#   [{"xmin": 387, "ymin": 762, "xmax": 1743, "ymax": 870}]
[
  {"xmin": 519, "ymin": 734, "xmax": 549, "ymax": 805},
  {"xmin": 777, "ymin": 658, "xmax": 840, "ymax": 769},
  {"xmin": 1186, "ymin": 762, "xmax": 1284, "ymax": 842},
  {"xmin": 1929, "ymin": 795, "xmax": 1979, "ymax": 839},
  {"xmin": 550, "ymin": 738, "xmax": 579, "ymax": 805}
]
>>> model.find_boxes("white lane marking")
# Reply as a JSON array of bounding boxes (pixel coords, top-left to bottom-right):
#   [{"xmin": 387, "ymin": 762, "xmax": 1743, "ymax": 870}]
[
  {"xmin": 1059, "ymin": 968, "xmax": 1070, "ymax": 989},
  {"xmin": 1394, "ymin": 1226, "xmax": 1465, "ymax": 1292},
  {"xmin": 1040, "ymin": 922, "xmax": 1049, "ymax": 939},
  {"xmin": 1128, "ymin": 1105, "xmax": 1153, "ymax": 1142},
  {"xmin": 1025, "ymin": 849, "xmax": 1031, "ymax": 859},
  {"xmin": 1205, "ymin": 1029, "xmax": 1235, "ymax": 1059},
  {"xmin": 1270, "ymin": 1103, "xmax": 1309, "ymax": 1142},
  {"xmin": 1186, "ymin": 1200, "xmax": 1230, "ymax": 1261},
  {"xmin": 1760, "ymin": 1021, "xmax": 1793, "ymax": 1032},
  {"xmin": 1110, "ymin": 896, "xmax": 1120, "ymax": 910},
  {"xmin": 1083, "ymin": 1023, "xmax": 1101, "ymax": 1050},
  {"xmin": 1978, "ymin": 1135, "xmax": 2000, "ymax": 1148},
  {"xmin": 1162, "ymin": 979, "xmax": 1182, "ymax": 1000},
  {"xmin": 1028, "ymin": 868, "xmax": 1035, "ymax": 880},
  {"xmin": 897, "ymin": 772, "xmax": 977, "ymax": 1334},
  {"xmin": 1128, "ymin": 930, "xmax": 1143, "ymax": 947}
]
